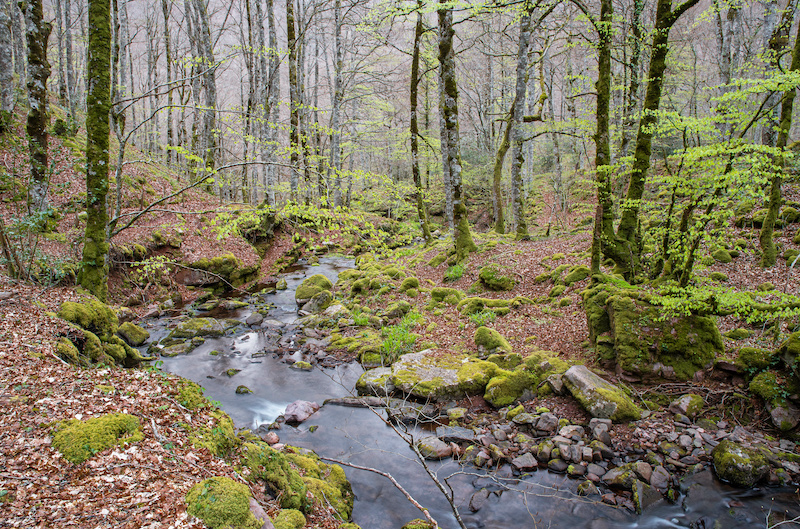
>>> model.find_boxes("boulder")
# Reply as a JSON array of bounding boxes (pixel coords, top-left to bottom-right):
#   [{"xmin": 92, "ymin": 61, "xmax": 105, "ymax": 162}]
[
  {"xmin": 416, "ymin": 436, "xmax": 453, "ymax": 460},
  {"xmin": 295, "ymin": 274, "xmax": 333, "ymax": 305},
  {"xmin": 768, "ymin": 401, "xmax": 800, "ymax": 432},
  {"xmin": 435, "ymin": 426, "xmax": 476, "ymax": 444},
  {"xmin": 117, "ymin": 321, "xmax": 150, "ymax": 346},
  {"xmin": 562, "ymin": 365, "xmax": 642, "ymax": 422},
  {"xmin": 391, "ymin": 349, "xmax": 498, "ymax": 400},
  {"xmin": 169, "ymin": 317, "xmax": 228, "ymax": 339},
  {"xmin": 711, "ymin": 440, "xmax": 769, "ymax": 487},
  {"xmin": 668, "ymin": 394, "xmax": 704, "ymax": 418},
  {"xmin": 511, "ymin": 453, "xmax": 538, "ymax": 471},
  {"xmin": 633, "ymin": 481, "xmax": 662, "ymax": 514},
  {"xmin": 355, "ymin": 367, "xmax": 395, "ymax": 397},
  {"xmin": 284, "ymin": 401, "xmax": 320, "ymax": 424},
  {"xmin": 302, "ymin": 290, "xmax": 332, "ymax": 314}
]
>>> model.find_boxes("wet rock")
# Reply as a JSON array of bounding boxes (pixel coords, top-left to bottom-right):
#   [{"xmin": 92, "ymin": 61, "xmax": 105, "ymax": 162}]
[
  {"xmin": 283, "ymin": 400, "xmax": 320, "ymax": 424},
  {"xmin": 276, "ymin": 279, "xmax": 287, "ymax": 290},
  {"xmin": 768, "ymin": 401, "xmax": 800, "ymax": 431},
  {"xmin": 169, "ymin": 317, "xmax": 227, "ymax": 339},
  {"xmin": 633, "ymin": 481, "xmax": 662, "ymax": 514},
  {"xmin": 391, "ymin": 349, "xmax": 496, "ymax": 400},
  {"xmin": 417, "ymin": 436, "xmax": 453, "ymax": 460},
  {"xmin": 669, "ymin": 394, "xmax": 704, "ymax": 418},
  {"xmin": 511, "ymin": 453, "xmax": 538, "ymax": 471},
  {"xmin": 578, "ymin": 480, "xmax": 600, "ymax": 496},
  {"xmin": 562, "ymin": 365, "xmax": 642, "ymax": 422},
  {"xmin": 548, "ymin": 459, "xmax": 568, "ymax": 473},
  {"xmin": 236, "ymin": 385, "xmax": 253, "ymax": 394},
  {"xmin": 536, "ymin": 413, "xmax": 559, "ymax": 432},
  {"xmin": 711, "ymin": 440, "xmax": 768, "ymax": 487},
  {"xmin": 295, "ymin": 274, "xmax": 333, "ymax": 305},
  {"xmin": 261, "ymin": 319, "xmax": 285, "ymax": 328},
  {"xmin": 222, "ymin": 300, "xmax": 249, "ymax": 310},
  {"xmin": 385, "ymin": 399, "xmax": 438, "ymax": 425},
  {"xmin": 536, "ymin": 440, "xmax": 553, "ymax": 463},
  {"xmin": 603, "ymin": 466, "xmax": 638, "ymax": 490},
  {"xmin": 587, "ymin": 463, "xmax": 606, "ymax": 477},
  {"xmin": 469, "ymin": 489, "xmax": 490, "ymax": 512},
  {"xmin": 160, "ymin": 341, "xmax": 194, "ymax": 357},
  {"xmin": 246, "ymin": 313, "xmax": 265, "ymax": 326},
  {"xmin": 302, "ymin": 290, "xmax": 333, "ymax": 314},
  {"xmin": 567, "ymin": 464, "xmax": 586, "ymax": 478},
  {"xmin": 117, "ymin": 322, "xmax": 150, "ymax": 346},
  {"xmin": 262, "ymin": 432, "xmax": 280, "ymax": 445},
  {"xmin": 512, "ymin": 412, "xmax": 538, "ymax": 426}
]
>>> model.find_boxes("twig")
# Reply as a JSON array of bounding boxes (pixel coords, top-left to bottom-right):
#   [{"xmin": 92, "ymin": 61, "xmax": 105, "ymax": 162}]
[{"xmin": 319, "ymin": 456, "xmax": 439, "ymax": 529}]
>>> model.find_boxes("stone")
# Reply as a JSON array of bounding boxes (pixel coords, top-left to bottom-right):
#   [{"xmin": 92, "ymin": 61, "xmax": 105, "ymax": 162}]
[
  {"xmin": 536, "ymin": 412, "xmax": 559, "ymax": 432},
  {"xmin": 711, "ymin": 440, "xmax": 769, "ymax": 487},
  {"xmin": 246, "ymin": 313, "xmax": 265, "ymax": 326},
  {"xmin": 567, "ymin": 464, "xmax": 586, "ymax": 478},
  {"xmin": 546, "ymin": 373, "xmax": 566, "ymax": 395},
  {"xmin": 295, "ymin": 274, "xmax": 333, "ymax": 305},
  {"xmin": 649, "ymin": 466, "xmax": 670, "ymax": 490},
  {"xmin": 669, "ymin": 394, "xmax": 704, "ymax": 418},
  {"xmin": 587, "ymin": 463, "xmax": 606, "ymax": 477},
  {"xmin": 436, "ymin": 426, "xmax": 476, "ymax": 444},
  {"xmin": 548, "ymin": 459, "xmax": 568, "ymax": 473},
  {"xmin": 768, "ymin": 401, "xmax": 800, "ymax": 432},
  {"xmin": 283, "ymin": 401, "xmax": 320, "ymax": 424},
  {"xmin": 512, "ymin": 412, "xmax": 538, "ymax": 426},
  {"xmin": 511, "ymin": 453, "xmax": 538, "ymax": 471},
  {"xmin": 603, "ymin": 466, "xmax": 638, "ymax": 490},
  {"xmin": 577, "ymin": 480, "xmax": 600, "ymax": 496},
  {"xmin": 302, "ymin": 290, "xmax": 333, "ymax": 314},
  {"xmin": 236, "ymin": 385, "xmax": 253, "ymax": 394},
  {"xmin": 633, "ymin": 481, "xmax": 662, "ymax": 514},
  {"xmin": 391, "ymin": 349, "xmax": 498, "ymax": 400},
  {"xmin": 169, "ymin": 317, "xmax": 228, "ymax": 339},
  {"xmin": 262, "ymin": 432, "xmax": 280, "ymax": 445},
  {"xmin": 117, "ymin": 322, "xmax": 150, "ymax": 346},
  {"xmin": 559, "ymin": 425, "xmax": 586, "ymax": 439},
  {"xmin": 416, "ymin": 436, "xmax": 453, "ymax": 460},
  {"xmin": 469, "ymin": 489, "xmax": 490, "ymax": 512},
  {"xmin": 355, "ymin": 367, "xmax": 395, "ymax": 397},
  {"xmin": 562, "ymin": 365, "xmax": 642, "ymax": 422}
]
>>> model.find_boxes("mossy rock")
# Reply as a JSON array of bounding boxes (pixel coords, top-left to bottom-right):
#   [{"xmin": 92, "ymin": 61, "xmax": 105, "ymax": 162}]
[
  {"xmin": 777, "ymin": 332, "xmax": 800, "ymax": 380},
  {"xmin": 402, "ymin": 519, "xmax": 434, "ymax": 529},
  {"xmin": 478, "ymin": 264, "xmax": 515, "ymax": 291},
  {"xmin": 474, "ymin": 326, "xmax": 512, "ymax": 355},
  {"xmin": 399, "ymin": 277, "xmax": 420, "ymax": 293},
  {"xmin": 709, "ymin": 272, "xmax": 728, "ymax": 282},
  {"xmin": 748, "ymin": 371, "xmax": 782, "ymax": 402},
  {"xmin": 244, "ymin": 443, "xmax": 309, "ymax": 512},
  {"xmin": 457, "ymin": 297, "xmax": 511, "ymax": 316},
  {"xmin": 52, "ymin": 413, "xmax": 143, "ymax": 464},
  {"xmin": 562, "ymin": 365, "xmax": 642, "ymax": 422},
  {"xmin": 794, "ymin": 231, "xmax": 800, "ymax": 245},
  {"xmin": 58, "ymin": 299, "xmax": 119, "ymax": 340},
  {"xmin": 391, "ymin": 350, "xmax": 499, "ymax": 400},
  {"xmin": 185, "ymin": 477, "xmax": 263, "ymax": 529},
  {"xmin": 191, "ymin": 411, "xmax": 240, "ymax": 457},
  {"xmin": 711, "ymin": 440, "xmax": 768, "ymax": 487},
  {"xmin": 350, "ymin": 278, "xmax": 370, "ymax": 296},
  {"xmin": 176, "ymin": 380, "xmax": 209, "ymax": 409},
  {"xmin": 548, "ymin": 284, "xmax": 566, "ymax": 298},
  {"xmin": 169, "ymin": 318, "xmax": 227, "ymax": 339},
  {"xmin": 757, "ymin": 282, "xmax": 775, "ymax": 292},
  {"xmin": 780, "ymin": 206, "xmax": 800, "ymax": 224},
  {"xmin": 784, "ymin": 248, "xmax": 800, "ymax": 265},
  {"xmin": 723, "ymin": 328, "xmax": 752, "ymax": 341},
  {"xmin": 711, "ymin": 248, "xmax": 733, "ymax": 263},
  {"xmin": 484, "ymin": 352, "xmax": 570, "ymax": 407},
  {"xmin": 273, "ymin": 509, "xmax": 306, "ymax": 529},
  {"xmin": 737, "ymin": 347, "xmax": 773, "ymax": 372},
  {"xmin": 55, "ymin": 337, "xmax": 84, "ymax": 365},
  {"xmin": 117, "ymin": 321, "xmax": 150, "ymax": 346},
  {"xmin": 285, "ymin": 450, "xmax": 353, "ymax": 519},
  {"xmin": 563, "ymin": 265, "xmax": 590, "ymax": 286},
  {"xmin": 296, "ymin": 274, "xmax": 334, "ymax": 303},
  {"xmin": 384, "ymin": 300, "xmax": 412, "ymax": 319},
  {"xmin": 383, "ymin": 266, "xmax": 403, "ymax": 279},
  {"xmin": 430, "ymin": 287, "xmax": 463, "ymax": 304}
]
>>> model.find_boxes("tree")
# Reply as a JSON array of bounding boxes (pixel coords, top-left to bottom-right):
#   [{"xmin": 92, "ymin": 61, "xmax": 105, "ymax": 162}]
[
  {"xmin": 78, "ymin": 0, "xmax": 112, "ymax": 301},
  {"xmin": 410, "ymin": 2, "xmax": 431, "ymax": 240},
  {"xmin": 438, "ymin": 0, "xmax": 476, "ymax": 262},
  {"xmin": 22, "ymin": 0, "xmax": 51, "ymax": 214},
  {"xmin": 0, "ymin": 0, "xmax": 13, "ymax": 132}
]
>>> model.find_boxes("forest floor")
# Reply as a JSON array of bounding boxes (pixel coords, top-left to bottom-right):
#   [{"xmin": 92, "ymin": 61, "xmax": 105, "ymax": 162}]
[{"xmin": 2, "ymin": 110, "xmax": 800, "ymax": 527}]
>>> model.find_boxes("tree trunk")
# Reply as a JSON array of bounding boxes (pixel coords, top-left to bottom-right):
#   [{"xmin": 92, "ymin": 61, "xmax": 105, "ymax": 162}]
[
  {"xmin": 330, "ymin": 0, "xmax": 344, "ymax": 207},
  {"xmin": 438, "ymin": 0, "xmax": 475, "ymax": 262},
  {"xmin": 491, "ymin": 112, "xmax": 511, "ymax": 234},
  {"xmin": 760, "ymin": 2, "xmax": 800, "ymax": 267},
  {"xmin": 64, "ymin": 0, "xmax": 77, "ymax": 128},
  {"xmin": 410, "ymin": 5, "xmax": 430, "ymax": 240},
  {"xmin": 54, "ymin": 0, "xmax": 66, "ymax": 103},
  {"xmin": 613, "ymin": 0, "xmax": 701, "ymax": 279},
  {"xmin": 23, "ymin": 0, "xmax": 51, "ymax": 214},
  {"xmin": 161, "ymin": 0, "xmax": 173, "ymax": 163},
  {"xmin": 0, "ymin": 0, "xmax": 14, "ymax": 131},
  {"xmin": 265, "ymin": 0, "xmax": 279, "ymax": 205},
  {"xmin": 509, "ymin": 6, "xmax": 534, "ymax": 240},
  {"xmin": 192, "ymin": 0, "xmax": 217, "ymax": 174},
  {"xmin": 287, "ymin": 0, "xmax": 300, "ymax": 201},
  {"xmin": 79, "ymin": 0, "xmax": 111, "ymax": 301},
  {"xmin": 618, "ymin": 0, "xmax": 644, "ymax": 160},
  {"xmin": 10, "ymin": 0, "xmax": 23, "ymax": 85}
]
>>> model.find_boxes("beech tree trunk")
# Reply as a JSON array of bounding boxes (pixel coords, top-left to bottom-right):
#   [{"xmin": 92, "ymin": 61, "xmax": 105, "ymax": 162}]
[
  {"xmin": 0, "ymin": 0, "xmax": 13, "ymax": 131},
  {"xmin": 79, "ymin": 0, "xmax": 111, "ymax": 301},
  {"xmin": 410, "ymin": 4, "xmax": 430, "ymax": 240},
  {"xmin": 509, "ymin": 5, "xmax": 533, "ymax": 240},
  {"xmin": 438, "ymin": 0, "xmax": 475, "ymax": 262},
  {"xmin": 287, "ymin": 0, "xmax": 300, "ymax": 201},
  {"xmin": 330, "ymin": 0, "xmax": 344, "ymax": 207},
  {"xmin": 23, "ymin": 0, "xmax": 51, "ymax": 214},
  {"xmin": 161, "ymin": 0, "xmax": 173, "ymax": 163}
]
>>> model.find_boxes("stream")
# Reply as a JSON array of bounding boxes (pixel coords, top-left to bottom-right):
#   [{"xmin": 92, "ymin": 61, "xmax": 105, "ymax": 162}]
[{"xmin": 145, "ymin": 257, "xmax": 800, "ymax": 529}]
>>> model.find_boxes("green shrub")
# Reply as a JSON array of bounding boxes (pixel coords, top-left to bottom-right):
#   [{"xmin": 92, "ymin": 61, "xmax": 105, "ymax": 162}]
[{"xmin": 444, "ymin": 263, "xmax": 465, "ymax": 282}]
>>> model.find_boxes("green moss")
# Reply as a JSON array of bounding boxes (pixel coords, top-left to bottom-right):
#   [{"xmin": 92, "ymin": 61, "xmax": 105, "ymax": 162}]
[
  {"xmin": 430, "ymin": 287, "xmax": 463, "ymax": 303},
  {"xmin": 406, "ymin": 288, "xmax": 419, "ymax": 298},
  {"xmin": 295, "ymin": 274, "xmax": 333, "ymax": 301},
  {"xmin": 749, "ymin": 371, "xmax": 783, "ymax": 402},
  {"xmin": 399, "ymin": 277, "xmax": 420, "ymax": 292},
  {"xmin": 548, "ymin": 285, "xmax": 566, "ymax": 298},
  {"xmin": 58, "ymin": 299, "xmax": 119, "ymax": 340},
  {"xmin": 185, "ymin": 477, "xmax": 263, "ymax": 529},
  {"xmin": 558, "ymin": 297, "xmax": 572, "ymax": 307},
  {"xmin": 724, "ymin": 328, "xmax": 752, "ymax": 340},
  {"xmin": 711, "ymin": 248, "xmax": 732, "ymax": 263},
  {"xmin": 595, "ymin": 387, "xmax": 643, "ymax": 422},
  {"xmin": 711, "ymin": 440, "xmax": 768, "ymax": 487},
  {"xmin": 177, "ymin": 380, "xmax": 208, "ymax": 410},
  {"xmin": 738, "ymin": 347, "xmax": 773, "ymax": 372},
  {"xmin": 563, "ymin": 265, "xmax": 590, "ymax": 285},
  {"xmin": 534, "ymin": 272, "xmax": 551, "ymax": 283},
  {"xmin": 478, "ymin": 264, "xmax": 515, "ymax": 291},
  {"xmin": 244, "ymin": 443, "xmax": 309, "ymax": 512},
  {"xmin": 273, "ymin": 509, "xmax": 306, "ymax": 529},
  {"xmin": 52, "ymin": 413, "xmax": 142, "ymax": 464},
  {"xmin": 484, "ymin": 352, "xmax": 570, "ymax": 407},
  {"xmin": 117, "ymin": 321, "xmax": 150, "ymax": 346},
  {"xmin": 56, "ymin": 337, "xmax": 83, "ymax": 365},
  {"xmin": 709, "ymin": 272, "xmax": 728, "ymax": 282},
  {"xmin": 457, "ymin": 297, "xmax": 511, "ymax": 315},
  {"xmin": 474, "ymin": 326, "xmax": 512, "ymax": 354},
  {"xmin": 402, "ymin": 520, "xmax": 434, "ymax": 529},
  {"xmin": 285, "ymin": 451, "xmax": 353, "ymax": 519},
  {"xmin": 192, "ymin": 411, "xmax": 240, "ymax": 457}
]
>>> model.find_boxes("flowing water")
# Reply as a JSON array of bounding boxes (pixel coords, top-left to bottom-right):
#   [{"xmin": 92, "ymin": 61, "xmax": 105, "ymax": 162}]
[{"xmin": 146, "ymin": 257, "xmax": 800, "ymax": 529}]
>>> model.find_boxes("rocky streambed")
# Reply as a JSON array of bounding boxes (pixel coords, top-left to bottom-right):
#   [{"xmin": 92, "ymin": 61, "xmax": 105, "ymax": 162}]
[{"xmin": 139, "ymin": 257, "xmax": 800, "ymax": 529}]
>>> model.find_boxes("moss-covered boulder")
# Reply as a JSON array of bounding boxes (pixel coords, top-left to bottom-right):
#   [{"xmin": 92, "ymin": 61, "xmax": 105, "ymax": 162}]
[
  {"xmin": 777, "ymin": 332, "xmax": 800, "ymax": 381},
  {"xmin": 187, "ymin": 253, "xmax": 259, "ymax": 288},
  {"xmin": 711, "ymin": 440, "xmax": 768, "ymax": 487},
  {"xmin": 711, "ymin": 248, "xmax": 733, "ymax": 263},
  {"xmin": 474, "ymin": 326, "xmax": 512, "ymax": 355},
  {"xmin": 169, "ymin": 317, "xmax": 238, "ymax": 339},
  {"xmin": 186, "ymin": 477, "xmax": 264, "ymax": 529},
  {"xmin": 52, "ymin": 413, "xmax": 143, "ymax": 464},
  {"xmin": 562, "ymin": 365, "xmax": 642, "ymax": 422},
  {"xmin": 295, "ymin": 274, "xmax": 333, "ymax": 305},
  {"xmin": 478, "ymin": 264, "xmax": 515, "ymax": 291},
  {"xmin": 430, "ymin": 287, "xmax": 463, "ymax": 305},
  {"xmin": 117, "ymin": 321, "xmax": 150, "ymax": 346},
  {"xmin": 583, "ymin": 281, "xmax": 723, "ymax": 381},
  {"xmin": 564, "ymin": 265, "xmax": 590, "ymax": 286},
  {"xmin": 384, "ymin": 300, "xmax": 412, "ymax": 319},
  {"xmin": 400, "ymin": 277, "xmax": 420, "ymax": 293},
  {"xmin": 391, "ymin": 350, "xmax": 499, "ymax": 400},
  {"xmin": 737, "ymin": 347, "xmax": 773, "ymax": 372},
  {"xmin": 273, "ymin": 509, "xmax": 305, "ymax": 529},
  {"xmin": 244, "ymin": 443, "xmax": 309, "ymax": 512},
  {"xmin": 355, "ymin": 367, "xmax": 395, "ymax": 397},
  {"xmin": 285, "ymin": 450, "xmax": 353, "ymax": 520},
  {"xmin": 301, "ymin": 290, "xmax": 332, "ymax": 314},
  {"xmin": 59, "ymin": 299, "xmax": 119, "ymax": 340},
  {"xmin": 484, "ymin": 352, "xmax": 570, "ymax": 407}
]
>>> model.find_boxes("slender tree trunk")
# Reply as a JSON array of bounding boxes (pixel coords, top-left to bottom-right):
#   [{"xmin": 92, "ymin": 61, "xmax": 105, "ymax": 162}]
[
  {"xmin": 11, "ymin": 0, "xmax": 23, "ymax": 86},
  {"xmin": 55, "ymin": 0, "xmax": 66, "ymax": 103},
  {"xmin": 287, "ymin": 0, "xmax": 300, "ymax": 201},
  {"xmin": 23, "ymin": 0, "xmax": 51, "ymax": 214},
  {"xmin": 265, "ymin": 0, "xmax": 279, "ymax": 205},
  {"xmin": 761, "ymin": 1, "xmax": 799, "ymax": 267},
  {"xmin": 0, "ymin": 0, "xmax": 14, "ymax": 131},
  {"xmin": 438, "ymin": 0, "xmax": 475, "ymax": 262},
  {"xmin": 491, "ymin": 112, "xmax": 511, "ymax": 234},
  {"xmin": 510, "ymin": 5, "xmax": 534, "ymax": 240},
  {"xmin": 161, "ymin": 0, "xmax": 173, "ymax": 163},
  {"xmin": 79, "ymin": 0, "xmax": 111, "ymax": 301},
  {"xmin": 192, "ymin": 0, "xmax": 217, "ymax": 174},
  {"xmin": 618, "ymin": 0, "xmax": 644, "ymax": 160},
  {"xmin": 330, "ymin": 0, "xmax": 344, "ymax": 207},
  {"xmin": 410, "ymin": 5, "xmax": 430, "ymax": 240}
]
